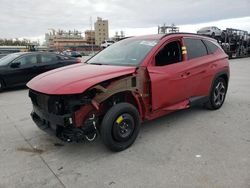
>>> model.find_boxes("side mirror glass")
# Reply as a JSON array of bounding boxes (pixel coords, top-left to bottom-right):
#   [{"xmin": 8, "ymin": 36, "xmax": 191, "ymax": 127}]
[{"xmin": 10, "ymin": 62, "xmax": 21, "ymax": 68}]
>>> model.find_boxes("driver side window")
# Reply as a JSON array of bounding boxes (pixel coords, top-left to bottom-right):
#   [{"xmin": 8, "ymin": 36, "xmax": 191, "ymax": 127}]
[
  {"xmin": 13, "ymin": 55, "xmax": 38, "ymax": 66},
  {"xmin": 155, "ymin": 41, "xmax": 182, "ymax": 66}
]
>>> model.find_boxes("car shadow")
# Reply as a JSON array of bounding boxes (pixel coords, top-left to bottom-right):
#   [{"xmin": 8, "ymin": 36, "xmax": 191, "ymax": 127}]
[
  {"xmin": 1, "ymin": 86, "xmax": 28, "ymax": 93},
  {"xmin": 32, "ymin": 105, "xmax": 208, "ymax": 158}
]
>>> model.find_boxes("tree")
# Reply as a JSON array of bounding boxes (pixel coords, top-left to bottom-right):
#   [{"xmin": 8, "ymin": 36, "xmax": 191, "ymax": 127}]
[{"xmin": 0, "ymin": 38, "xmax": 31, "ymax": 46}]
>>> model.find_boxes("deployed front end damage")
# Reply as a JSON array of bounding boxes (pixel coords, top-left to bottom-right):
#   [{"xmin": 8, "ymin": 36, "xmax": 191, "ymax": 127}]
[
  {"xmin": 29, "ymin": 70, "xmax": 148, "ymax": 143},
  {"xmin": 29, "ymin": 90, "xmax": 98, "ymax": 142}
]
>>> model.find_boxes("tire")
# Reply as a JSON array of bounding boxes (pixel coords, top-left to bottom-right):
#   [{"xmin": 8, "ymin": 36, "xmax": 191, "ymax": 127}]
[
  {"xmin": 205, "ymin": 77, "xmax": 227, "ymax": 110},
  {"xmin": 100, "ymin": 102, "xmax": 141, "ymax": 152},
  {"xmin": 0, "ymin": 79, "xmax": 4, "ymax": 91},
  {"xmin": 211, "ymin": 32, "xmax": 215, "ymax": 38}
]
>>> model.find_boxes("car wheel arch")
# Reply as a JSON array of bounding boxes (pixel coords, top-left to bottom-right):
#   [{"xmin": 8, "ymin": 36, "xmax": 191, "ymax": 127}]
[
  {"xmin": 210, "ymin": 72, "xmax": 229, "ymax": 94},
  {"xmin": 87, "ymin": 74, "xmax": 144, "ymax": 117},
  {"xmin": 98, "ymin": 91, "xmax": 143, "ymax": 118}
]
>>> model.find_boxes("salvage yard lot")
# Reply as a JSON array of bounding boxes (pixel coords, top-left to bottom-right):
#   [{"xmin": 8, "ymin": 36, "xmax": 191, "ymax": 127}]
[{"xmin": 0, "ymin": 58, "xmax": 250, "ymax": 188}]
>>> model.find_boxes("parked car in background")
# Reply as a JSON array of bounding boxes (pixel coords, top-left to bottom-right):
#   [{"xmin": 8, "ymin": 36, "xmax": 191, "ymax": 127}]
[
  {"xmin": 0, "ymin": 54, "xmax": 7, "ymax": 59},
  {"xmin": 100, "ymin": 40, "xmax": 115, "ymax": 48},
  {"xmin": 27, "ymin": 33, "xmax": 229, "ymax": 151},
  {"xmin": 62, "ymin": 50, "xmax": 82, "ymax": 58},
  {"xmin": 197, "ymin": 26, "xmax": 222, "ymax": 37},
  {"xmin": 0, "ymin": 52, "xmax": 81, "ymax": 91}
]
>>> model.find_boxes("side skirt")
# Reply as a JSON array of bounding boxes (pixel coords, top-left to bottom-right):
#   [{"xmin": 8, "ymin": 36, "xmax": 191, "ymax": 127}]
[
  {"xmin": 145, "ymin": 96, "xmax": 209, "ymax": 121},
  {"xmin": 189, "ymin": 96, "xmax": 209, "ymax": 107}
]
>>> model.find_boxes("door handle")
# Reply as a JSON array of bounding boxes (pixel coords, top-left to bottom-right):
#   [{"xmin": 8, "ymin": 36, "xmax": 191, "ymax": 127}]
[
  {"xmin": 211, "ymin": 64, "xmax": 217, "ymax": 68},
  {"xmin": 181, "ymin": 72, "xmax": 191, "ymax": 78}
]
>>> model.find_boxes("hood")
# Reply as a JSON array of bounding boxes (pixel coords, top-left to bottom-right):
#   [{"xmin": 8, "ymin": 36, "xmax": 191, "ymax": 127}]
[{"xmin": 27, "ymin": 63, "xmax": 136, "ymax": 95}]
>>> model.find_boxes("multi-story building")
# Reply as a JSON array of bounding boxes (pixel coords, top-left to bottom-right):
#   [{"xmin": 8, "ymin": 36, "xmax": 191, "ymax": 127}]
[
  {"xmin": 85, "ymin": 30, "xmax": 95, "ymax": 45},
  {"xmin": 53, "ymin": 38, "xmax": 87, "ymax": 50},
  {"xmin": 94, "ymin": 17, "xmax": 109, "ymax": 46},
  {"xmin": 45, "ymin": 29, "xmax": 87, "ymax": 50}
]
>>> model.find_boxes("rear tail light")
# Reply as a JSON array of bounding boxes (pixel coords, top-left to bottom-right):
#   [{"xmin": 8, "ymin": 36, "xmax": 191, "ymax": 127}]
[{"xmin": 76, "ymin": 58, "xmax": 82, "ymax": 63}]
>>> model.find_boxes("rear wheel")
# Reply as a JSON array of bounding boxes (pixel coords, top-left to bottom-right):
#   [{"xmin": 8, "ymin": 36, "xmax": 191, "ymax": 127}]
[
  {"xmin": 100, "ymin": 103, "xmax": 141, "ymax": 152},
  {"xmin": 205, "ymin": 77, "xmax": 227, "ymax": 110}
]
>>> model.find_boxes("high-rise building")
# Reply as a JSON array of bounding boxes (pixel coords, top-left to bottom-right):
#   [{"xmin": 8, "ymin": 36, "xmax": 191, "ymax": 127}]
[{"xmin": 94, "ymin": 17, "xmax": 109, "ymax": 46}]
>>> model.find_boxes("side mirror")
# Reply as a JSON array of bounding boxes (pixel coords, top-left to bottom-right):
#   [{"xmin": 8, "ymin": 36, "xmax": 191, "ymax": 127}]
[{"xmin": 10, "ymin": 62, "xmax": 21, "ymax": 68}]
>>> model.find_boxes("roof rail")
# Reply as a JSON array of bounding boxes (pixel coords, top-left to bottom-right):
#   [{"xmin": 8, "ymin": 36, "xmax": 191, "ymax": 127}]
[{"xmin": 160, "ymin": 32, "xmax": 208, "ymax": 40}]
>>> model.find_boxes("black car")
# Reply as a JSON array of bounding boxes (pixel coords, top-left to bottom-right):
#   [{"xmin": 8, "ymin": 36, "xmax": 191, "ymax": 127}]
[
  {"xmin": 62, "ymin": 51, "xmax": 82, "ymax": 58},
  {"xmin": 0, "ymin": 52, "xmax": 81, "ymax": 90}
]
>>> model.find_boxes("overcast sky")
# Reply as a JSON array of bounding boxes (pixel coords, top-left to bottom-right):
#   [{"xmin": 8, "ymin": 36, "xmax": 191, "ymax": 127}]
[{"xmin": 0, "ymin": 0, "xmax": 250, "ymax": 41}]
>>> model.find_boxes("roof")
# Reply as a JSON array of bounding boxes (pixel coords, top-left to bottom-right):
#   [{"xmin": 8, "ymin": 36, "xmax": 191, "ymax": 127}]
[
  {"xmin": 8, "ymin": 52, "xmax": 60, "ymax": 57},
  {"xmin": 130, "ymin": 34, "xmax": 165, "ymax": 40},
  {"xmin": 130, "ymin": 33, "xmax": 217, "ymax": 42}
]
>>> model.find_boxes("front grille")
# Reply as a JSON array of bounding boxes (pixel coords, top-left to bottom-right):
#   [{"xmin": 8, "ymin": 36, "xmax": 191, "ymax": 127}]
[
  {"xmin": 29, "ymin": 90, "xmax": 91, "ymax": 115},
  {"xmin": 29, "ymin": 90, "xmax": 49, "ymax": 112},
  {"xmin": 29, "ymin": 90, "xmax": 67, "ymax": 115}
]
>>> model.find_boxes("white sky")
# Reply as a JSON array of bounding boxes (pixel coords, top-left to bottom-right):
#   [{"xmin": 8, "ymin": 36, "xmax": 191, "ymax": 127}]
[
  {"xmin": 22, "ymin": 16, "xmax": 250, "ymax": 44},
  {"xmin": 0, "ymin": 0, "xmax": 249, "ymax": 43},
  {"xmin": 110, "ymin": 17, "xmax": 250, "ymax": 37}
]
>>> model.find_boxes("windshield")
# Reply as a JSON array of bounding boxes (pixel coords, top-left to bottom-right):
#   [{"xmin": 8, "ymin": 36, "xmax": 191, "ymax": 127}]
[
  {"xmin": 0, "ymin": 53, "xmax": 20, "ymax": 66},
  {"xmin": 88, "ymin": 38, "xmax": 159, "ymax": 66}
]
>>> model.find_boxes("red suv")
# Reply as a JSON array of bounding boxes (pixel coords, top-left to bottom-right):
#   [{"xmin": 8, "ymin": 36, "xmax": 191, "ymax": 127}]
[{"xmin": 27, "ymin": 33, "xmax": 229, "ymax": 151}]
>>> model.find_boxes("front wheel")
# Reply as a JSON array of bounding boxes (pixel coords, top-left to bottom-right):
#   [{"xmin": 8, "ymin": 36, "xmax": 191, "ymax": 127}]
[
  {"xmin": 205, "ymin": 77, "xmax": 227, "ymax": 110},
  {"xmin": 100, "ymin": 103, "xmax": 141, "ymax": 152}
]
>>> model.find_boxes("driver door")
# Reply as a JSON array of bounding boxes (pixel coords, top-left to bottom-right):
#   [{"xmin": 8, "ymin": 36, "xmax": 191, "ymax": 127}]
[
  {"xmin": 6, "ymin": 54, "xmax": 38, "ymax": 86},
  {"xmin": 147, "ymin": 38, "xmax": 191, "ymax": 111}
]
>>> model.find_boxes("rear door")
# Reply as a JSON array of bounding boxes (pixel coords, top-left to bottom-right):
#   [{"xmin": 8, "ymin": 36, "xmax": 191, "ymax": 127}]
[
  {"xmin": 37, "ymin": 53, "xmax": 60, "ymax": 74},
  {"xmin": 183, "ymin": 38, "xmax": 210, "ymax": 97},
  {"xmin": 38, "ymin": 53, "xmax": 76, "ymax": 73}
]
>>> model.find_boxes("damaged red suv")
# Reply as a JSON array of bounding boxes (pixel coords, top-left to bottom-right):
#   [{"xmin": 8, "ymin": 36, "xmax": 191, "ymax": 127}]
[{"xmin": 27, "ymin": 33, "xmax": 229, "ymax": 151}]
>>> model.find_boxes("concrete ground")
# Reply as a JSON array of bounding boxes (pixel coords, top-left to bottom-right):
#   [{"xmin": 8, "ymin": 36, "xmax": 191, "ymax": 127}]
[{"xmin": 0, "ymin": 58, "xmax": 250, "ymax": 188}]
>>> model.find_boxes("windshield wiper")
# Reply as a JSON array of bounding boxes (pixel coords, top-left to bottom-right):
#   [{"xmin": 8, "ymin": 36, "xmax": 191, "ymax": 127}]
[{"xmin": 89, "ymin": 62, "xmax": 103, "ymax": 65}]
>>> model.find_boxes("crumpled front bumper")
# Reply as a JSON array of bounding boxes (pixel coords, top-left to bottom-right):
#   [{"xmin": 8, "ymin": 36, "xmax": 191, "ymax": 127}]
[
  {"xmin": 31, "ymin": 105, "xmax": 79, "ymax": 141},
  {"xmin": 31, "ymin": 105, "xmax": 96, "ymax": 142}
]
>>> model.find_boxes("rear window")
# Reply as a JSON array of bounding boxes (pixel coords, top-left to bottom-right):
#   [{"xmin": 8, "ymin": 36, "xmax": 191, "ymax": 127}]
[
  {"xmin": 184, "ymin": 38, "xmax": 208, "ymax": 60},
  {"xmin": 203, "ymin": 40, "xmax": 219, "ymax": 54},
  {"xmin": 41, "ymin": 54, "xmax": 57, "ymax": 63}
]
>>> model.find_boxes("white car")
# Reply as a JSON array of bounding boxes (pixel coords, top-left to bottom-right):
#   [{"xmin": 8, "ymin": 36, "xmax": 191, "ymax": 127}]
[
  {"xmin": 197, "ymin": 26, "xmax": 222, "ymax": 37},
  {"xmin": 100, "ymin": 40, "xmax": 115, "ymax": 48}
]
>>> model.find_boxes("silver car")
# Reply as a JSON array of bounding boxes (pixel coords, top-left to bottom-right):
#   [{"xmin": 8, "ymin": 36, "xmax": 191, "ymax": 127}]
[{"xmin": 197, "ymin": 26, "xmax": 222, "ymax": 37}]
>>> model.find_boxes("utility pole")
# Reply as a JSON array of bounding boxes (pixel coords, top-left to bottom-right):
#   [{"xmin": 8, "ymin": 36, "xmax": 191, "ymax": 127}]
[{"xmin": 90, "ymin": 16, "xmax": 94, "ymax": 53}]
